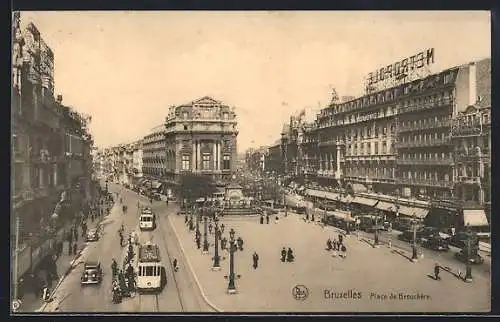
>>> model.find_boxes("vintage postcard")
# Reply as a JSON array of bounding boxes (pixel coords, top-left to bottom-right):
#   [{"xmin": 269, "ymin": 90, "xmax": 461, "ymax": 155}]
[{"xmin": 11, "ymin": 10, "xmax": 491, "ymax": 313}]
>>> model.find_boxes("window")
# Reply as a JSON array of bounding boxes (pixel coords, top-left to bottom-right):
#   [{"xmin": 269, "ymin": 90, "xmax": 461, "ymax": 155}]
[
  {"xmin": 183, "ymin": 112, "xmax": 189, "ymax": 119},
  {"xmin": 374, "ymin": 142, "xmax": 378, "ymax": 154},
  {"xmin": 223, "ymin": 155, "xmax": 231, "ymax": 170},
  {"xmin": 182, "ymin": 155, "xmax": 190, "ymax": 170},
  {"xmin": 145, "ymin": 266, "xmax": 154, "ymax": 276},
  {"xmin": 202, "ymin": 153, "xmax": 211, "ymax": 170},
  {"xmin": 382, "ymin": 142, "xmax": 387, "ymax": 154}
]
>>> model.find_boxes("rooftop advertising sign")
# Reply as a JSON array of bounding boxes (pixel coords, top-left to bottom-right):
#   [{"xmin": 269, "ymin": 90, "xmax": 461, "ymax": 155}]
[{"xmin": 366, "ymin": 48, "xmax": 435, "ymax": 89}]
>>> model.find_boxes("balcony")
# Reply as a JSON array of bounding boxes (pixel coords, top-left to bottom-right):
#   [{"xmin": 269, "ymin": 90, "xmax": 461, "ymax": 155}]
[
  {"xmin": 396, "ymin": 157, "xmax": 453, "ymax": 166},
  {"xmin": 456, "ymin": 176, "xmax": 482, "ymax": 185},
  {"xmin": 397, "ymin": 178, "xmax": 454, "ymax": 189},
  {"xmin": 398, "ymin": 98, "xmax": 453, "ymax": 114},
  {"xmin": 395, "ymin": 138, "xmax": 452, "ymax": 148},
  {"xmin": 451, "ymin": 124, "xmax": 489, "ymax": 137},
  {"xmin": 398, "ymin": 119, "xmax": 451, "ymax": 133}
]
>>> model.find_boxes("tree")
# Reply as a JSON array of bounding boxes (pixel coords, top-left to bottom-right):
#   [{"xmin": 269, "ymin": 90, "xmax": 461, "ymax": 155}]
[{"xmin": 177, "ymin": 173, "xmax": 218, "ymax": 206}]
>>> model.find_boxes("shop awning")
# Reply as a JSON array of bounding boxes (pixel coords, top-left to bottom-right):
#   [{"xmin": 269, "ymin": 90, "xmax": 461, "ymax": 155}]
[
  {"xmin": 151, "ymin": 181, "xmax": 162, "ymax": 189},
  {"xmin": 352, "ymin": 197, "xmax": 378, "ymax": 207},
  {"xmin": 375, "ymin": 201, "xmax": 396, "ymax": 211},
  {"xmin": 397, "ymin": 205, "xmax": 429, "ymax": 219},
  {"xmin": 351, "ymin": 183, "xmax": 368, "ymax": 193},
  {"xmin": 463, "ymin": 209, "xmax": 489, "ymax": 227},
  {"xmin": 340, "ymin": 195, "xmax": 353, "ymax": 204}
]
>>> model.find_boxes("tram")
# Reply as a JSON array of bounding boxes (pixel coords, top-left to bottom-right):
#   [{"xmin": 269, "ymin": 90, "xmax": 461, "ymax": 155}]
[
  {"xmin": 136, "ymin": 242, "xmax": 166, "ymax": 293},
  {"xmin": 139, "ymin": 208, "xmax": 156, "ymax": 231}
]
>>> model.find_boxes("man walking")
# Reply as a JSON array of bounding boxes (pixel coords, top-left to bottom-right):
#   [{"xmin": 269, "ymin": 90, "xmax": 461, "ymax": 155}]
[
  {"xmin": 434, "ymin": 263, "xmax": 441, "ymax": 280},
  {"xmin": 252, "ymin": 252, "xmax": 259, "ymax": 269}
]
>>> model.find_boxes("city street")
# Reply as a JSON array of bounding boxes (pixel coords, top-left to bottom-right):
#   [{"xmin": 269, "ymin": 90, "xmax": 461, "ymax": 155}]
[
  {"xmin": 42, "ymin": 183, "xmax": 213, "ymax": 312},
  {"xmin": 169, "ymin": 210, "xmax": 490, "ymax": 312}
]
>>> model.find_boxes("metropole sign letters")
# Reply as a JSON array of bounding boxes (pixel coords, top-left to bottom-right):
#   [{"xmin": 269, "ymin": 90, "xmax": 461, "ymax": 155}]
[{"xmin": 367, "ymin": 48, "xmax": 435, "ymax": 87}]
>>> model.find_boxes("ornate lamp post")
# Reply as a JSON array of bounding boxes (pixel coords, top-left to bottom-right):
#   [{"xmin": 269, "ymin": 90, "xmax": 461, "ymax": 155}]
[
  {"xmin": 212, "ymin": 214, "xmax": 221, "ymax": 270},
  {"xmin": 196, "ymin": 205, "xmax": 201, "ymax": 237},
  {"xmin": 411, "ymin": 214, "xmax": 419, "ymax": 262},
  {"xmin": 464, "ymin": 224, "xmax": 474, "ymax": 282},
  {"xmin": 225, "ymin": 228, "xmax": 239, "ymax": 294},
  {"xmin": 373, "ymin": 215, "xmax": 380, "ymax": 247},
  {"xmin": 203, "ymin": 209, "xmax": 209, "ymax": 253}
]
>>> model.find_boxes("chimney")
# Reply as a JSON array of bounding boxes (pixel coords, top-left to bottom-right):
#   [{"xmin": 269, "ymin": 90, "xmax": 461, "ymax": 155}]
[
  {"xmin": 56, "ymin": 95, "xmax": 63, "ymax": 104},
  {"xmin": 468, "ymin": 62, "xmax": 477, "ymax": 106}
]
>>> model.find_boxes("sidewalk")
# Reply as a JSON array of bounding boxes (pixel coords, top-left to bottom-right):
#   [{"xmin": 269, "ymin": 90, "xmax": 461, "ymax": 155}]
[
  {"xmin": 17, "ymin": 205, "xmax": 112, "ymax": 313},
  {"xmin": 169, "ymin": 212, "xmax": 490, "ymax": 312}
]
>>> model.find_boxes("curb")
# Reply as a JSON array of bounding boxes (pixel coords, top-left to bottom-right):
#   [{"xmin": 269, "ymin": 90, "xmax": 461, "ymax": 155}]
[{"xmin": 167, "ymin": 215, "xmax": 223, "ymax": 312}]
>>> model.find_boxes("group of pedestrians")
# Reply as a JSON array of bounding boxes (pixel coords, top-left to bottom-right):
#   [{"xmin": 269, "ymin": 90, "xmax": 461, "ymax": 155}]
[
  {"xmin": 326, "ymin": 233, "xmax": 347, "ymax": 258},
  {"xmin": 260, "ymin": 213, "xmax": 280, "ymax": 225},
  {"xmin": 280, "ymin": 247, "xmax": 295, "ymax": 262}
]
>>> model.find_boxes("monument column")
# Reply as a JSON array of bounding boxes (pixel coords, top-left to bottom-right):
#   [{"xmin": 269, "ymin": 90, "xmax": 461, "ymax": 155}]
[
  {"xmin": 217, "ymin": 141, "xmax": 222, "ymax": 170},
  {"xmin": 197, "ymin": 141, "xmax": 201, "ymax": 170},
  {"xmin": 192, "ymin": 140, "xmax": 196, "ymax": 170},
  {"xmin": 213, "ymin": 141, "xmax": 217, "ymax": 170}
]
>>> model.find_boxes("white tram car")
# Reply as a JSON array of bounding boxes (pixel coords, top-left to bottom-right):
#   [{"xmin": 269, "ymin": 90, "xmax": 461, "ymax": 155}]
[
  {"xmin": 136, "ymin": 242, "xmax": 166, "ymax": 293},
  {"xmin": 139, "ymin": 208, "xmax": 156, "ymax": 231}
]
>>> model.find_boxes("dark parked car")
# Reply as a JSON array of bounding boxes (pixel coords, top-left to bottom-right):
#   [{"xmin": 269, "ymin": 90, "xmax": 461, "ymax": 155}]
[
  {"xmin": 86, "ymin": 228, "xmax": 99, "ymax": 242},
  {"xmin": 448, "ymin": 232, "xmax": 479, "ymax": 249},
  {"xmin": 420, "ymin": 235, "xmax": 450, "ymax": 251},
  {"xmin": 454, "ymin": 249, "xmax": 484, "ymax": 265},
  {"xmin": 81, "ymin": 261, "xmax": 103, "ymax": 285}
]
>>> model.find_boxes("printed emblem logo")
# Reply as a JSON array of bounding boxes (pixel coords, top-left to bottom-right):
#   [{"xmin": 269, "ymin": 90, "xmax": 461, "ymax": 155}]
[{"xmin": 292, "ymin": 284, "xmax": 309, "ymax": 301}]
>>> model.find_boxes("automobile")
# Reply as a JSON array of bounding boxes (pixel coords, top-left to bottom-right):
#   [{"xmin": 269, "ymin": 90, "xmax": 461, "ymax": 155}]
[
  {"xmin": 153, "ymin": 192, "xmax": 162, "ymax": 201},
  {"xmin": 86, "ymin": 228, "xmax": 99, "ymax": 242},
  {"xmin": 81, "ymin": 261, "xmax": 103, "ymax": 285},
  {"xmin": 420, "ymin": 235, "xmax": 450, "ymax": 251},
  {"xmin": 448, "ymin": 232, "xmax": 479, "ymax": 249},
  {"xmin": 454, "ymin": 249, "xmax": 484, "ymax": 265}
]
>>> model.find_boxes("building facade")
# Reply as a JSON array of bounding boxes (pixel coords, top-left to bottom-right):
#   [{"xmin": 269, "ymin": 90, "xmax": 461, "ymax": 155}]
[
  {"xmin": 142, "ymin": 125, "xmax": 166, "ymax": 181},
  {"xmin": 163, "ymin": 96, "xmax": 238, "ymax": 185},
  {"xmin": 132, "ymin": 140, "xmax": 143, "ymax": 178},
  {"xmin": 11, "ymin": 14, "xmax": 94, "ymax": 284}
]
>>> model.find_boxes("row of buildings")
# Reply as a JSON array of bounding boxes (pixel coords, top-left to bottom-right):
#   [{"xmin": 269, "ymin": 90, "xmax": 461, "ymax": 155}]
[
  {"xmin": 98, "ymin": 96, "xmax": 239, "ymax": 194},
  {"xmin": 248, "ymin": 52, "xmax": 491, "ymax": 229},
  {"xmin": 11, "ymin": 14, "xmax": 96, "ymax": 282}
]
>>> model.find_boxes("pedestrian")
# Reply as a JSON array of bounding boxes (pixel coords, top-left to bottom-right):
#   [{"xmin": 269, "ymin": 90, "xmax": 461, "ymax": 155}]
[
  {"xmin": 252, "ymin": 252, "xmax": 259, "ymax": 269},
  {"xmin": 281, "ymin": 247, "xmax": 287, "ymax": 262},
  {"xmin": 286, "ymin": 247, "xmax": 295, "ymax": 262},
  {"xmin": 196, "ymin": 237, "xmax": 201, "ymax": 249},
  {"xmin": 220, "ymin": 223, "xmax": 225, "ymax": 234},
  {"xmin": 311, "ymin": 213, "xmax": 315, "ymax": 222},
  {"xmin": 266, "ymin": 215, "xmax": 269, "ymax": 224},
  {"xmin": 184, "ymin": 216, "xmax": 188, "ymax": 224},
  {"xmin": 209, "ymin": 223, "xmax": 213, "ymax": 234},
  {"xmin": 434, "ymin": 263, "xmax": 440, "ymax": 280},
  {"xmin": 326, "ymin": 238, "xmax": 332, "ymax": 251},
  {"xmin": 339, "ymin": 233, "xmax": 343, "ymax": 245},
  {"xmin": 260, "ymin": 216, "xmax": 264, "ymax": 225},
  {"xmin": 72, "ymin": 242, "xmax": 77, "ymax": 255},
  {"xmin": 68, "ymin": 242, "xmax": 73, "ymax": 255},
  {"xmin": 275, "ymin": 215, "xmax": 279, "ymax": 224},
  {"xmin": 340, "ymin": 244, "xmax": 347, "ymax": 258}
]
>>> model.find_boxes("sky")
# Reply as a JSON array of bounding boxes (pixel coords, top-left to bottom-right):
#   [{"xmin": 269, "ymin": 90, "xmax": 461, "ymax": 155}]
[{"xmin": 18, "ymin": 11, "xmax": 490, "ymax": 152}]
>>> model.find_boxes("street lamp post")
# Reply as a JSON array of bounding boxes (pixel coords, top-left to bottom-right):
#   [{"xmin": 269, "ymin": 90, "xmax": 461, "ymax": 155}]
[
  {"xmin": 226, "ymin": 228, "xmax": 238, "ymax": 294},
  {"xmin": 212, "ymin": 215, "xmax": 221, "ymax": 270},
  {"xmin": 373, "ymin": 215, "xmax": 380, "ymax": 247},
  {"xmin": 196, "ymin": 205, "xmax": 201, "ymax": 237},
  {"xmin": 411, "ymin": 214, "xmax": 419, "ymax": 262},
  {"xmin": 464, "ymin": 224, "xmax": 473, "ymax": 282},
  {"xmin": 12, "ymin": 215, "xmax": 20, "ymax": 306},
  {"xmin": 203, "ymin": 212, "xmax": 209, "ymax": 253}
]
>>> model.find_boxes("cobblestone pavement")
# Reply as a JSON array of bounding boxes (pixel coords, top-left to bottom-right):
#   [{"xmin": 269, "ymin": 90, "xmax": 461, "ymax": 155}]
[{"xmin": 169, "ymin": 211, "xmax": 490, "ymax": 312}]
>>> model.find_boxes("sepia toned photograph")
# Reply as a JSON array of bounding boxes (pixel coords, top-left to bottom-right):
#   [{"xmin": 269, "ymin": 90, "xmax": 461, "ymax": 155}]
[{"xmin": 11, "ymin": 10, "xmax": 491, "ymax": 313}]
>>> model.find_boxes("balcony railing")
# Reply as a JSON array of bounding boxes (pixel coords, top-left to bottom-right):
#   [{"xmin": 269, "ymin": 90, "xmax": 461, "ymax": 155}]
[
  {"xmin": 397, "ymin": 98, "xmax": 453, "ymax": 114},
  {"xmin": 395, "ymin": 138, "xmax": 452, "ymax": 148},
  {"xmin": 398, "ymin": 119, "xmax": 451, "ymax": 133},
  {"xmin": 397, "ymin": 178, "xmax": 454, "ymax": 188},
  {"xmin": 318, "ymin": 139, "xmax": 345, "ymax": 147},
  {"xmin": 396, "ymin": 157, "xmax": 453, "ymax": 165},
  {"xmin": 456, "ymin": 176, "xmax": 482, "ymax": 185},
  {"xmin": 451, "ymin": 125, "xmax": 489, "ymax": 137}
]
